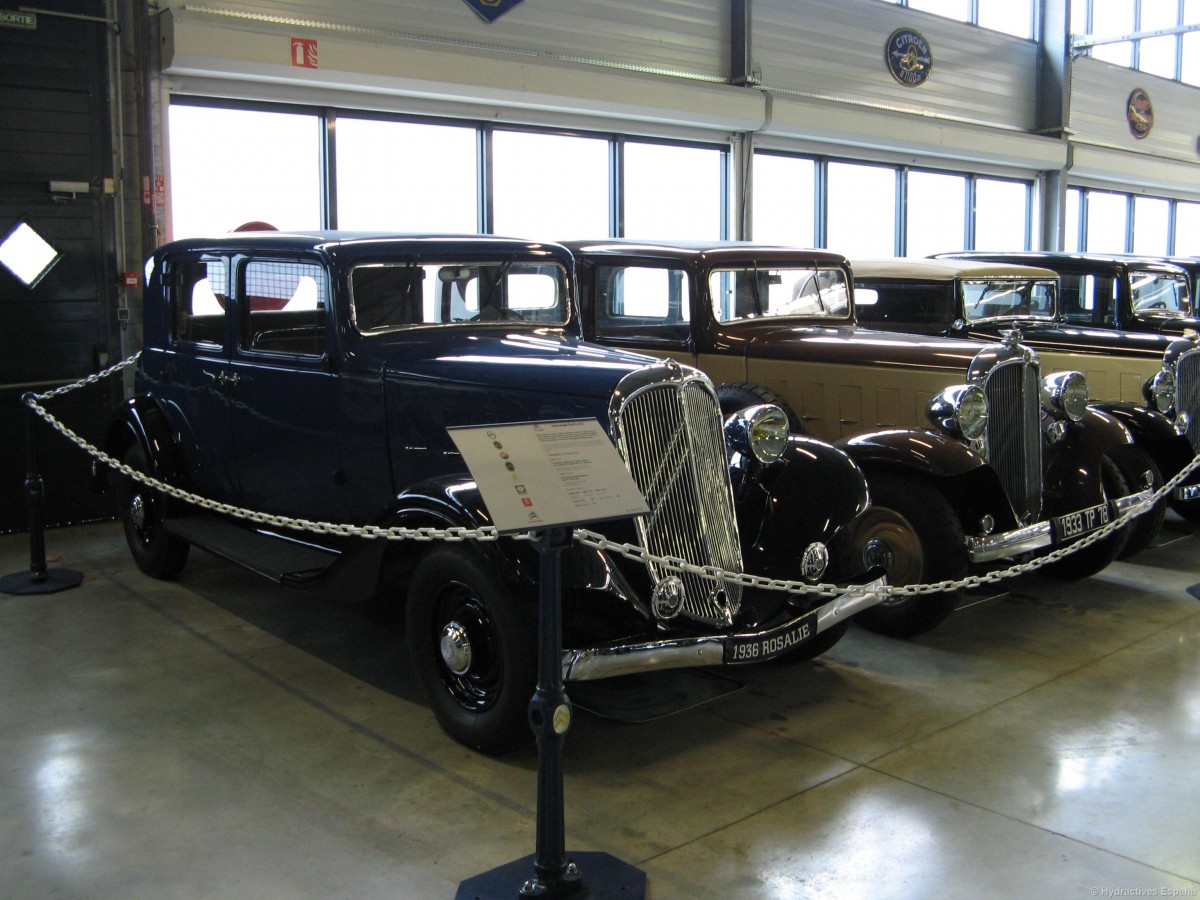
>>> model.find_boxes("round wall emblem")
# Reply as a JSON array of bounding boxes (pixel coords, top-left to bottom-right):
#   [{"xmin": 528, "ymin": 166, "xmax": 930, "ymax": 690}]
[
  {"xmin": 886, "ymin": 28, "xmax": 933, "ymax": 87},
  {"xmin": 1127, "ymin": 88, "xmax": 1153, "ymax": 139}
]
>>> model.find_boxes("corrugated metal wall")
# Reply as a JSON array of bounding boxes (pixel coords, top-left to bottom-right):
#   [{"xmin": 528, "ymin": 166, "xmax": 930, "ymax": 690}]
[{"xmin": 0, "ymin": 1, "xmax": 122, "ymax": 532}]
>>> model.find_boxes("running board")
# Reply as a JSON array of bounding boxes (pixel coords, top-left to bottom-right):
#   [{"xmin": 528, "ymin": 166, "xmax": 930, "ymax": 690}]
[{"xmin": 165, "ymin": 514, "xmax": 340, "ymax": 586}]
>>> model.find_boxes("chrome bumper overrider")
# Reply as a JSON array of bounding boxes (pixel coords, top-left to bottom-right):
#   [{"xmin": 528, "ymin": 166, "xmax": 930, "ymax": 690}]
[
  {"xmin": 1175, "ymin": 483, "xmax": 1200, "ymax": 502},
  {"xmin": 966, "ymin": 486, "xmax": 1155, "ymax": 563},
  {"xmin": 560, "ymin": 576, "xmax": 887, "ymax": 682}
]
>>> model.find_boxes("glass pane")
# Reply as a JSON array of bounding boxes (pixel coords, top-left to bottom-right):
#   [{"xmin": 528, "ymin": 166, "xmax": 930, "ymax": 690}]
[
  {"xmin": 624, "ymin": 142, "xmax": 725, "ymax": 240},
  {"xmin": 1138, "ymin": 35, "xmax": 1177, "ymax": 77},
  {"xmin": 1064, "ymin": 187, "xmax": 1082, "ymax": 252},
  {"xmin": 709, "ymin": 266, "xmax": 851, "ymax": 322},
  {"xmin": 1085, "ymin": 191, "xmax": 1129, "ymax": 253},
  {"xmin": 908, "ymin": 0, "xmax": 969, "ymax": 21},
  {"xmin": 1132, "ymin": 196, "xmax": 1170, "ymax": 255},
  {"xmin": 336, "ymin": 118, "xmax": 477, "ymax": 232},
  {"xmin": 1091, "ymin": 0, "xmax": 1135, "ymax": 66},
  {"xmin": 0, "ymin": 221, "xmax": 60, "ymax": 287},
  {"xmin": 1175, "ymin": 201, "xmax": 1200, "ymax": 255},
  {"xmin": 1185, "ymin": 0, "xmax": 1200, "ymax": 85},
  {"xmin": 977, "ymin": 0, "xmax": 1033, "ymax": 37},
  {"xmin": 906, "ymin": 171, "xmax": 966, "ymax": 257},
  {"xmin": 974, "ymin": 179, "xmax": 1029, "ymax": 250},
  {"xmin": 827, "ymin": 162, "xmax": 896, "ymax": 257},
  {"xmin": 351, "ymin": 260, "xmax": 568, "ymax": 331},
  {"xmin": 752, "ymin": 154, "xmax": 815, "ymax": 246},
  {"xmin": 168, "ymin": 104, "xmax": 322, "ymax": 238},
  {"xmin": 493, "ymin": 130, "xmax": 609, "ymax": 240}
]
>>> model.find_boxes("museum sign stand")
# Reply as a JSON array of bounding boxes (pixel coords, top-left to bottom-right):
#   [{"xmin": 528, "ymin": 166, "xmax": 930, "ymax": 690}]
[{"xmin": 450, "ymin": 419, "xmax": 649, "ymax": 899}]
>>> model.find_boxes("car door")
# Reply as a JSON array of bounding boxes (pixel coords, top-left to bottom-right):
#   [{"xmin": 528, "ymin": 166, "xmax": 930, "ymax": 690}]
[
  {"xmin": 226, "ymin": 254, "xmax": 348, "ymax": 522},
  {"xmin": 160, "ymin": 251, "xmax": 238, "ymax": 501}
]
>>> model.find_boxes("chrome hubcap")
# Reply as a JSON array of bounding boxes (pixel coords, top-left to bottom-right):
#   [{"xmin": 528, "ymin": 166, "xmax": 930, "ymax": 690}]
[
  {"xmin": 130, "ymin": 493, "xmax": 147, "ymax": 531},
  {"xmin": 439, "ymin": 621, "xmax": 473, "ymax": 676}
]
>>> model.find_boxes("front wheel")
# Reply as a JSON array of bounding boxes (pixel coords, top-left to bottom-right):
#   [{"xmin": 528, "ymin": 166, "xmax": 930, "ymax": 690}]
[
  {"xmin": 1108, "ymin": 444, "xmax": 1164, "ymax": 559},
  {"xmin": 405, "ymin": 546, "xmax": 536, "ymax": 754},
  {"xmin": 117, "ymin": 443, "xmax": 189, "ymax": 579},
  {"xmin": 838, "ymin": 473, "xmax": 967, "ymax": 638}
]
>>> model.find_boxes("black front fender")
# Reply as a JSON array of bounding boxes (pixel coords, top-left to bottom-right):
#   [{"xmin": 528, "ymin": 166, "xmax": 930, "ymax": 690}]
[
  {"xmin": 732, "ymin": 435, "xmax": 869, "ymax": 580},
  {"xmin": 1043, "ymin": 407, "xmax": 1133, "ymax": 515},
  {"xmin": 1091, "ymin": 401, "xmax": 1196, "ymax": 481}
]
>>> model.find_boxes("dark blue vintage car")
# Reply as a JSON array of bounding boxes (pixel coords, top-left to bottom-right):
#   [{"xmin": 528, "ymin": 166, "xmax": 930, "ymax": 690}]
[
  {"xmin": 102, "ymin": 232, "xmax": 883, "ymax": 752},
  {"xmin": 852, "ymin": 256, "xmax": 1200, "ymax": 533}
]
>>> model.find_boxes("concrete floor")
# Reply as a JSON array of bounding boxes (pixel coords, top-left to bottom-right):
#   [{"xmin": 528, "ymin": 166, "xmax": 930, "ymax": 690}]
[{"xmin": 2, "ymin": 518, "xmax": 1199, "ymax": 900}]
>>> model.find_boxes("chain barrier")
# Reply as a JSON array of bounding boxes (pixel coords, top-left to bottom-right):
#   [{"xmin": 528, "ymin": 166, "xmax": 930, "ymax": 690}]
[{"xmin": 21, "ymin": 353, "xmax": 1200, "ymax": 601}]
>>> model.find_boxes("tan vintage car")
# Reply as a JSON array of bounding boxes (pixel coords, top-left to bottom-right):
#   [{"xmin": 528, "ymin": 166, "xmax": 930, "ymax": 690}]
[
  {"xmin": 851, "ymin": 256, "xmax": 1200, "ymax": 544},
  {"xmin": 564, "ymin": 240, "xmax": 1154, "ymax": 639}
]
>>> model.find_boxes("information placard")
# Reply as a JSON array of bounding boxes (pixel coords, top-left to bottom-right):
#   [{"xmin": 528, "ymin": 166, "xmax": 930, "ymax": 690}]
[{"xmin": 448, "ymin": 419, "xmax": 649, "ymax": 533}]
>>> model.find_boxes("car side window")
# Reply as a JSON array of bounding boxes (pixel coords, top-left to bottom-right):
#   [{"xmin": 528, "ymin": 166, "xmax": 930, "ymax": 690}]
[
  {"xmin": 854, "ymin": 280, "xmax": 955, "ymax": 326},
  {"xmin": 240, "ymin": 260, "xmax": 328, "ymax": 356},
  {"xmin": 1059, "ymin": 274, "xmax": 1115, "ymax": 326},
  {"xmin": 593, "ymin": 265, "xmax": 690, "ymax": 345},
  {"xmin": 171, "ymin": 256, "xmax": 227, "ymax": 346}
]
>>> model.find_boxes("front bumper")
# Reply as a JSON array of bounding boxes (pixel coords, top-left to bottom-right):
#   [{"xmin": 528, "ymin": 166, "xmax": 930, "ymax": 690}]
[
  {"xmin": 560, "ymin": 574, "xmax": 887, "ymax": 682},
  {"xmin": 965, "ymin": 486, "xmax": 1156, "ymax": 563}
]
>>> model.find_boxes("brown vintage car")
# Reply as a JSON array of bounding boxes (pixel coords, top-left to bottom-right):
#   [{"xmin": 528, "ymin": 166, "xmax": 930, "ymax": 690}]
[{"xmin": 563, "ymin": 239, "xmax": 1153, "ymax": 638}]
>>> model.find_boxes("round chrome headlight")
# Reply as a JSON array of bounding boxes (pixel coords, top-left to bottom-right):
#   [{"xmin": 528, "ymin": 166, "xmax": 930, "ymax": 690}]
[
  {"xmin": 1144, "ymin": 368, "xmax": 1175, "ymax": 414},
  {"xmin": 927, "ymin": 384, "xmax": 988, "ymax": 441},
  {"xmin": 1043, "ymin": 371, "xmax": 1089, "ymax": 422},
  {"xmin": 746, "ymin": 404, "xmax": 790, "ymax": 464}
]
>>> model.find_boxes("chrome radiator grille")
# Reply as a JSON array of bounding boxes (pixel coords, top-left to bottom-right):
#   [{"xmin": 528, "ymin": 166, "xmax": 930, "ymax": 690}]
[
  {"xmin": 614, "ymin": 371, "xmax": 744, "ymax": 626},
  {"xmin": 1177, "ymin": 348, "xmax": 1200, "ymax": 453},
  {"xmin": 982, "ymin": 358, "xmax": 1043, "ymax": 523}
]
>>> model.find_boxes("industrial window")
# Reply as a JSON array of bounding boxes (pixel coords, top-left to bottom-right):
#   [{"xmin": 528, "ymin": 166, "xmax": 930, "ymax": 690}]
[
  {"xmin": 335, "ymin": 117, "xmax": 477, "ymax": 232},
  {"xmin": 492, "ymin": 130, "xmax": 609, "ymax": 238},
  {"xmin": 624, "ymin": 142, "xmax": 725, "ymax": 241},
  {"xmin": 1072, "ymin": 0, "xmax": 1200, "ymax": 84},
  {"xmin": 168, "ymin": 102, "xmax": 322, "ymax": 239}
]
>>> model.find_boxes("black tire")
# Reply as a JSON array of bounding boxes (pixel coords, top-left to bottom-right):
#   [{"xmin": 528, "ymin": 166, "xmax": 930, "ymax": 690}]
[
  {"xmin": 1108, "ymin": 444, "xmax": 1165, "ymax": 558},
  {"xmin": 839, "ymin": 473, "xmax": 967, "ymax": 638},
  {"xmin": 405, "ymin": 546, "xmax": 536, "ymax": 754},
  {"xmin": 717, "ymin": 382, "xmax": 802, "ymax": 432},
  {"xmin": 1041, "ymin": 456, "xmax": 1131, "ymax": 580},
  {"xmin": 117, "ymin": 443, "xmax": 190, "ymax": 579}
]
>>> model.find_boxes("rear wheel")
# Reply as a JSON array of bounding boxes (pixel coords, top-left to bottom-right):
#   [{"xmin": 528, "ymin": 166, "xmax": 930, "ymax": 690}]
[
  {"xmin": 405, "ymin": 546, "xmax": 536, "ymax": 754},
  {"xmin": 839, "ymin": 474, "xmax": 967, "ymax": 638},
  {"xmin": 1041, "ymin": 456, "xmax": 1131, "ymax": 579},
  {"xmin": 117, "ymin": 443, "xmax": 189, "ymax": 579}
]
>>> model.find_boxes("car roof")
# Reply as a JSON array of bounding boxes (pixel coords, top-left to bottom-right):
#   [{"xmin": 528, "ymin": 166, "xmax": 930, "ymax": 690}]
[
  {"xmin": 560, "ymin": 238, "xmax": 849, "ymax": 266},
  {"xmin": 851, "ymin": 257, "xmax": 1059, "ymax": 281},
  {"xmin": 934, "ymin": 250, "xmax": 1188, "ymax": 275},
  {"xmin": 156, "ymin": 231, "xmax": 574, "ymax": 262}
]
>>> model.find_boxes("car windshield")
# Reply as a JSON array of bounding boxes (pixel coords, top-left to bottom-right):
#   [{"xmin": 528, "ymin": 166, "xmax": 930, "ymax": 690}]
[
  {"xmin": 350, "ymin": 259, "xmax": 569, "ymax": 332},
  {"xmin": 1129, "ymin": 270, "xmax": 1191, "ymax": 318},
  {"xmin": 962, "ymin": 279, "xmax": 1056, "ymax": 323},
  {"xmin": 709, "ymin": 266, "xmax": 851, "ymax": 322}
]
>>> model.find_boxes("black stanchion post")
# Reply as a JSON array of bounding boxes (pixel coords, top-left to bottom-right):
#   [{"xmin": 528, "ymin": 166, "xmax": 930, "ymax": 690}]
[
  {"xmin": 457, "ymin": 525, "xmax": 645, "ymax": 900},
  {"xmin": 0, "ymin": 393, "xmax": 83, "ymax": 595}
]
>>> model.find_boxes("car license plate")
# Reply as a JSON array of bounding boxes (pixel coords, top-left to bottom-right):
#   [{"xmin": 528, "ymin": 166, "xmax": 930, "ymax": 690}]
[
  {"xmin": 725, "ymin": 609, "xmax": 820, "ymax": 664},
  {"xmin": 1053, "ymin": 502, "xmax": 1110, "ymax": 541}
]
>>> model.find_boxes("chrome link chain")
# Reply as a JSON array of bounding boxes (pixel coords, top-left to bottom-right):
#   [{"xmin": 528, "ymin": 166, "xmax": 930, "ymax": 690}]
[{"xmin": 22, "ymin": 354, "xmax": 1200, "ymax": 600}]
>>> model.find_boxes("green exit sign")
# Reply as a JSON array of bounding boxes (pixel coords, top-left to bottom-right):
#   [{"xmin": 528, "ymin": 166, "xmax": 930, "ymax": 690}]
[{"xmin": 0, "ymin": 10, "xmax": 37, "ymax": 29}]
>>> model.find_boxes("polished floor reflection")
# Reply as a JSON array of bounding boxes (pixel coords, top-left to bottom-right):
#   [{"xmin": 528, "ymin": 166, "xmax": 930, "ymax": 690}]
[{"xmin": 2, "ymin": 519, "xmax": 1198, "ymax": 898}]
